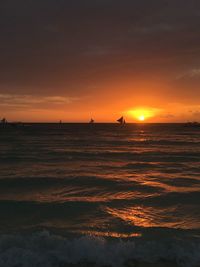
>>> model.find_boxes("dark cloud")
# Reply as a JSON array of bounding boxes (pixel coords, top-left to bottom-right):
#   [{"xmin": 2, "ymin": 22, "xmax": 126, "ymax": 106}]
[
  {"xmin": 0, "ymin": 93, "xmax": 78, "ymax": 111},
  {"xmin": 189, "ymin": 110, "xmax": 200, "ymax": 117},
  {"xmin": 160, "ymin": 113, "xmax": 175, "ymax": 119}
]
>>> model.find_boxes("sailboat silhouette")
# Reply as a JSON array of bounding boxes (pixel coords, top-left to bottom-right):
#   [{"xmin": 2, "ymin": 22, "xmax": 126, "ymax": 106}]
[
  {"xmin": 89, "ymin": 118, "xmax": 94, "ymax": 124},
  {"xmin": 117, "ymin": 116, "xmax": 126, "ymax": 124}
]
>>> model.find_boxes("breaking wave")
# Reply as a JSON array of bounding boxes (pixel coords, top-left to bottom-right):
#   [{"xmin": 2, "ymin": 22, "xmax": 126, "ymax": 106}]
[{"xmin": 0, "ymin": 231, "xmax": 200, "ymax": 267}]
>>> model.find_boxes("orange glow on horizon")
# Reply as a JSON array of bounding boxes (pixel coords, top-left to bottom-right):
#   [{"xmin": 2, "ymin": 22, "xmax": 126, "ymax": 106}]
[{"xmin": 127, "ymin": 107, "xmax": 161, "ymax": 122}]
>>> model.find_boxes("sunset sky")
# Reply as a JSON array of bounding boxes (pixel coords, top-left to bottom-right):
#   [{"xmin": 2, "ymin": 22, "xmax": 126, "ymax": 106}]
[{"xmin": 0, "ymin": 0, "xmax": 200, "ymax": 122}]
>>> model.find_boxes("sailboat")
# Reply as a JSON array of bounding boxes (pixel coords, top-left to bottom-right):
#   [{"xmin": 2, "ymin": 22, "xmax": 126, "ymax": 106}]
[
  {"xmin": 89, "ymin": 118, "xmax": 94, "ymax": 124},
  {"xmin": 117, "ymin": 116, "xmax": 126, "ymax": 125},
  {"xmin": 184, "ymin": 121, "xmax": 200, "ymax": 127}
]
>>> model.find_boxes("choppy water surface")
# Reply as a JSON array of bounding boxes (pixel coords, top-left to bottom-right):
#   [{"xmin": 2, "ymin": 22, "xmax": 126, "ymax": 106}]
[{"xmin": 0, "ymin": 123, "xmax": 200, "ymax": 267}]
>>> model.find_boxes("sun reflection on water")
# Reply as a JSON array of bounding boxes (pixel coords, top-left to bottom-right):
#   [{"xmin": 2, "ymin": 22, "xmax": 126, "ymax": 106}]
[
  {"xmin": 80, "ymin": 230, "xmax": 141, "ymax": 238},
  {"xmin": 106, "ymin": 206, "xmax": 154, "ymax": 228}
]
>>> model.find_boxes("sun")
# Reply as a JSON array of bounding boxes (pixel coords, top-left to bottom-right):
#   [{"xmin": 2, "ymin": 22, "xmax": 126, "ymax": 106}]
[
  {"xmin": 138, "ymin": 115, "xmax": 145, "ymax": 121},
  {"xmin": 126, "ymin": 107, "xmax": 160, "ymax": 122}
]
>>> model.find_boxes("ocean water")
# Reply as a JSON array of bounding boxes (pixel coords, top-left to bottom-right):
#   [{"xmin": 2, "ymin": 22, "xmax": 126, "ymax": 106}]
[{"xmin": 0, "ymin": 123, "xmax": 200, "ymax": 267}]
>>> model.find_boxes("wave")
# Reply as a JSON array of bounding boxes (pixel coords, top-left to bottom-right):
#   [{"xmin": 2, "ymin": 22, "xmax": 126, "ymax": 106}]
[
  {"xmin": 0, "ymin": 189, "xmax": 200, "ymax": 210},
  {"xmin": 0, "ymin": 149, "xmax": 200, "ymax": 164},
  {"xmin": 109, "ymin": 191, "xmax": 200, "ymax": 207},
  {"xmin": 58, "ymin": 139, "xmax": 200, "ymax": 147},
  {"xmin": 0, "ymin": 176, "xmax": 164, "ymax": 196},
  {"xmin": 0, "ymin": 191, "xmax": 199, "ymax": 234},
  {"xmin": 159, "ymin": 177, "xmax": 200, "ymax": 187},
  {"xmin": 0, "ymin": 231, "xmax": 199, "ymax": 267}
]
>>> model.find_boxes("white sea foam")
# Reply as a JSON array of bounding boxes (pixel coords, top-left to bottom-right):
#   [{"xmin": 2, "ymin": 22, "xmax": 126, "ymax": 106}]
[{"xmin": 0, "ymin": 231, "xmax": 199, "ymax": 267}]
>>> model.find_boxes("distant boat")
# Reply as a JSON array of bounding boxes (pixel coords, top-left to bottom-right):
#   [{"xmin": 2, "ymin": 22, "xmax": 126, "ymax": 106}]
[
  {"xmin": 10, "ymin": 122, "xmax": 24, "ymax": 128},
  {"xmin": 1, "ymin": 118, "xmax": 7, "ymax": 124},
  {"xmin": 117, "ymin": 116, "xmax": 126, "ymax": 124},
  {"xmin": 184, "ymin": 122, "xmax": 200, "ymax": 127},
  {"xmin": 0, "ymin": 118, "xmax": 8, "ymax": 128},
  {"xmin": 89, "ymin": 118, "xmax": 94, "ymax": 124}
]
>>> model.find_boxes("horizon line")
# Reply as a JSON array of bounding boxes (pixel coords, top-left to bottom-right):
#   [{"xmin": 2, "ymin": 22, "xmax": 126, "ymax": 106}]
[{"xmin": 7, "ymin": 121, "xmax": 190, "ymax": 124}]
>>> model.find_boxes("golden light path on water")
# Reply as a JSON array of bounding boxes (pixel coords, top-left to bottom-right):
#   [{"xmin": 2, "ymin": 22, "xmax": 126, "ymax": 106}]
[{"xmin": 79, "ymin": 231, "xmax": 142, "ymax": 238}]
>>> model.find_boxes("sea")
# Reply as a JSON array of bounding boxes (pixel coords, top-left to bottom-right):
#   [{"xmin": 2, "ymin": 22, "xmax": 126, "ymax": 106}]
[{"xmin": 0, "ymin": 123, "xmax": 199, "ymax": 267}]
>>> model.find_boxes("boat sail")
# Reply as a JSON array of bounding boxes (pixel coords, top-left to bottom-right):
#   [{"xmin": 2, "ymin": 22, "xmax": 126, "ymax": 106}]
[
  {"xmin": 117, "ymin": 116, "xmax": 126, "ymax": 124},
  {"xmin": 89, "ymin": 118, "xmax": 94, "ymax": 124}
]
